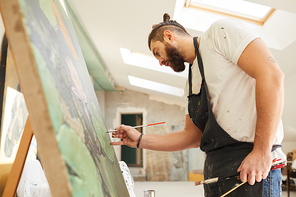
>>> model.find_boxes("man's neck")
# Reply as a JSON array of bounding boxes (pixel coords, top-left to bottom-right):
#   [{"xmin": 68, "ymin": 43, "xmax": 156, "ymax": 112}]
[{"xmin": 179, "ymin": 36, "xmax": 197, "ymax": 64}]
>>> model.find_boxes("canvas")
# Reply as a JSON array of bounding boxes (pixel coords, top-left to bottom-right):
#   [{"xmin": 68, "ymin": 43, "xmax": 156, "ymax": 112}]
[{"xmin": 0, "ymin": 0, "xmax": 129, "ymax": 196}]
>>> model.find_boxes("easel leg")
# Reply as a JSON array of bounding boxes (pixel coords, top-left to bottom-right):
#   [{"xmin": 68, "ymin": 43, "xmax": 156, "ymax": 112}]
[{"xmin": 2, "ymin": 118, "xmax": 33, "ymax": 197}]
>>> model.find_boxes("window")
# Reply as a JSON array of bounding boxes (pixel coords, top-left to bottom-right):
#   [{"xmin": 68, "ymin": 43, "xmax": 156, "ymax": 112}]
[{"xmin": 186, "ymin": 0, "xmax": 275, "ymax": 25}]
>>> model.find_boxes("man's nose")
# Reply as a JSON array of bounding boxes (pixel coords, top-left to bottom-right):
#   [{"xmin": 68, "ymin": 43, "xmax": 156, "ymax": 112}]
[{"xmin": 158, "ymin": 58, "xmax": 165, "ymax": 66}]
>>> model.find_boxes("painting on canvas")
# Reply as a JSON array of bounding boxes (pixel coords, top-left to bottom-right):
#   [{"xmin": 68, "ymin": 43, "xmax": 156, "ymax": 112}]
[{"xmin": 0, "ymin": 0, "xmax": 129, "ymax": 196}]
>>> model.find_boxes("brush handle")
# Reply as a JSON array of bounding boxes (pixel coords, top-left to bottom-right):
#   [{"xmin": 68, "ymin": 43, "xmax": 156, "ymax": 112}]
[
  {"xmin": 106, "ymin": 121, "xmax": 165, "ymax": 133},
  {"xmin": 133, "ymin": 121, "xmax": 166, "ymax": 129},
  {"xmin": 220, "ymin": 181, "xmax": 247, "ymax": 197},
  {"xmin": 195, "ymin": 173, "xmax": 239, "ymax": 186},
  {"xmin": 195, "ymin": 177, "xmax": 218, "ymax": 186}
]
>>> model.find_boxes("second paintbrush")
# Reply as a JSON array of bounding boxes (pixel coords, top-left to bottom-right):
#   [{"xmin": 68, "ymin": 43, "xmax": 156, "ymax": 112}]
[{"xmin": 195, "ymin": 173, "xmax": 240, "ymax": 186}]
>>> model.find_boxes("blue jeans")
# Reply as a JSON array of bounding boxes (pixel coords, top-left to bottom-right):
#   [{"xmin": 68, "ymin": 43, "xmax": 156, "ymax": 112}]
[{"xmin": 263, "ymin": 169, "xmax": 282, "ymax": 197}]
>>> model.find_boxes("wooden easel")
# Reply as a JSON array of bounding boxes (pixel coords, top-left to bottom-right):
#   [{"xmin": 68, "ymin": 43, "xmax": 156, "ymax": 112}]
[
  {"xmin": 0, "ymin": 0, "xmax": 130, "ymax": 196},
  {"xmin": 0, "ymin": 17, "xmax": 34, "ymax": 197},
  {"xmin": 1, "ymin": 118, "xmax": 33, "ymax": 197},
  {"xmin": 0, "ymin": 0, "xmax": 72, "ymax": 195}
]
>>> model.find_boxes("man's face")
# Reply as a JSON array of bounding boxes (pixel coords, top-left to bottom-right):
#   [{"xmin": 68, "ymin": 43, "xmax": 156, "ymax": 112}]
[
  {"xmin": 164, "ymin": 42, "xmax": 185, "ymax": 72},
  {"xmin": 151, "ymin": 40, "xmax": 185, "ymax": 72}
]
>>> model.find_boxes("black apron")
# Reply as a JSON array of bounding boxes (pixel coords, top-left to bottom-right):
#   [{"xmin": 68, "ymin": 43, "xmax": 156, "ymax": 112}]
[{"xmin": 188, "ymin": 37, "xmax": 263, "ymax": 196}]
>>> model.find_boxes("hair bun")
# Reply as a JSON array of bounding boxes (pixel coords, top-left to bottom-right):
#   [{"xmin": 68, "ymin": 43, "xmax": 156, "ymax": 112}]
[{"xmin": 163, "ymin": 13, "xmax": 170, "ymax": 22}]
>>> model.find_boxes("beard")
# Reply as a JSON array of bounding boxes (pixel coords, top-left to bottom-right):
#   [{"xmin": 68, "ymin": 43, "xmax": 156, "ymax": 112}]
[{"xmin": 164, "ymin": 42, "xmax": 186, "ymax": 72}]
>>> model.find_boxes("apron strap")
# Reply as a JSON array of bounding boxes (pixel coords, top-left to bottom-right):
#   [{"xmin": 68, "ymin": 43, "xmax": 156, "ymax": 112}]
[
  {"xmin": 188, "ymin": 64, "xmax": 193, "ymax": 95},
  {"xmin": 192, "ymin": 37, "xmax": 206, "ymax": 81},
  {"xmin": 189, "ymin": 37, "xmax": 210, "ymax": 97}
]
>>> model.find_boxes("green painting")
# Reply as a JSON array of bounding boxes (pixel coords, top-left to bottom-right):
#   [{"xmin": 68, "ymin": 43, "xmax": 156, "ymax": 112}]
[{"xmin": 0, "ymin": 0, "xmax": 129, "ymax": 196}]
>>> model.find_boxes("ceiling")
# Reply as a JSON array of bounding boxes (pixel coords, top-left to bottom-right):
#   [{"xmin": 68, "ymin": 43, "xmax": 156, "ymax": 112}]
[{"xmin": 67, "ymin": 0, "xmax": 296, "ymax": 142}]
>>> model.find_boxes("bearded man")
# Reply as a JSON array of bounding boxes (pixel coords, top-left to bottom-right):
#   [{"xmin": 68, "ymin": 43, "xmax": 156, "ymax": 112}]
[{"xmin": 111, "ymin": 13, "xmax": 285, "ymax": 197}]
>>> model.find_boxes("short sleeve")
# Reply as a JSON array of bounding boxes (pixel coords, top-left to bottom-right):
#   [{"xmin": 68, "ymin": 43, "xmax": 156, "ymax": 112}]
[{"xmin": 211, "ymin": 18, "xmax": 260, "ymax": 65}]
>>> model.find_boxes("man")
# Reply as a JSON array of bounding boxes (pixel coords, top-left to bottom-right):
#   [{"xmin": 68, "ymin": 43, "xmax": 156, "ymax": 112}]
[{"xmin": 111, "ymin": 13, "xmax": 285, "ymax": 196}]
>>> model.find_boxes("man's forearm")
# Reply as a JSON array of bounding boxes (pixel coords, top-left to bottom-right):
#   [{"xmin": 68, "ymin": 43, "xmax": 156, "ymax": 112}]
[
  {"xmin": 139, "ymin": 129, "xmax": 200, "ymax": 151},
  {"xmin": 139, "ymin": 115, "xmax": 202, "ymax": 151},
  {"xmin": 253, "ymin": 70, "xmax": 284, "ymax": 153}
]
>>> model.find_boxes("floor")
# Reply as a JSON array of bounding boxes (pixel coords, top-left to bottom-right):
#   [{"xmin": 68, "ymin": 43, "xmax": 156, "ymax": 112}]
[{"xmin": 133, "ymin": 181, "xmax": 296, "ymax": 197}]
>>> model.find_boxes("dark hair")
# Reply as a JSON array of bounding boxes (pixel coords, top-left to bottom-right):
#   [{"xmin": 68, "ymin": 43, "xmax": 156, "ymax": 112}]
[{"xmin": 148, "ymin": 13, "xmax": 189, "ymax": 50}]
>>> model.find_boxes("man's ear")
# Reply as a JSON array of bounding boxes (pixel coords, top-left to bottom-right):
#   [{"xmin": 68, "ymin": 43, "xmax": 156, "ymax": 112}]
[{"xmin": 163, "ymin": 30, "xmax": 174, "ymax": 43}]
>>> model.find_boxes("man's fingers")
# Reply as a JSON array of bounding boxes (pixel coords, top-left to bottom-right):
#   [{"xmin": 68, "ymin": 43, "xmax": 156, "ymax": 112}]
[
  {"xmin": 110, "ymin": 141, "xmax": 124, "ymax": 146},
  {"xmin": 238, "ymin": 164, "xmax": 247, "ymax": 183},
  {"xmin": 115, "ymin": 124, "xmax": 130, "ymax": 132},
  {"xmin": 262, "ymin": 171, "xmax": 269, "ymax": 180},
  {"xmin": 248, "ymin": 174, "xmax": 256, "ymax": 185},
  {"xmin": 255, "ymin": 174, "xmax": 263, "ymax": 183},
  {"xmin": 239, "ymin": 169, "xmax": 267, "ymax": 185},
  {"xmin": 112, "ymin": 133, "xmax": 125, "ymax": 139},
  {"xmin": 239, "ymin": 168, "xmax": 257, "ymax": 185},
  {"xmin": 237, "ymin": 165, "xmax": 241, "ymax": 173},
  {"xmin": 239, "ymin": 170, "xmax": 247, "ymax": 183},
  {"xmin": 111, "ymin": 130, "xmax": 127, "ymax": 138},
  {"xmin": 114, "ymin": 125, "xmax": 122, "ymax": 131}
]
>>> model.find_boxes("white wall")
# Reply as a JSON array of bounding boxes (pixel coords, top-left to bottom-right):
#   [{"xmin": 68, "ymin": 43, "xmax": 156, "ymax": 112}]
[
  {"xmin": 281, "ymin": 141, "xmax": 296, "ymax": 155},
  {"xmin": 104, "ymin": 89, "xmax": 186, "ymax": 130}
]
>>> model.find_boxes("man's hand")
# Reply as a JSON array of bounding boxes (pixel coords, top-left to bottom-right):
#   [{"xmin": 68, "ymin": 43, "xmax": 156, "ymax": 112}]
[
  {"xmin": 237, "ymin": 150, "xmax": 272, "ymax": 185},
  {"xmin": 110, "ymin": 125, "xmax": 142, "ymax": 148}
]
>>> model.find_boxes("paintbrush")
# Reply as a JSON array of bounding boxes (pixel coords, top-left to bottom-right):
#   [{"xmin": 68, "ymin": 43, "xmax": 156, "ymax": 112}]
[
  {"xmin": 106, "ymin": 121, "xmax": 166, "ymax": 133},
  {"xmin": 219, "ymin": 160, "xmax": 286, "ymax": 197},
  {"xmin": 195, "ymin": 173, "xmax": 240, "ymax": 186},
  {"xmin": 195, "ymin": 159, "xmax": 286, "ymax": 186},
  {"xmin": 271, "ymin": 159, "xmax": 286, "ymax": 170},
  {"xmin": 218, "ymin": 159, "xmax": 286, "ymax": 197}
]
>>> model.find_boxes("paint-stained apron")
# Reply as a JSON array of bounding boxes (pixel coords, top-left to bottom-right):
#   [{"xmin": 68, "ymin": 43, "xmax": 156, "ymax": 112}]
[{"xmin": 188, "ymin": 37, "xmax": 263, "ymax": 196}]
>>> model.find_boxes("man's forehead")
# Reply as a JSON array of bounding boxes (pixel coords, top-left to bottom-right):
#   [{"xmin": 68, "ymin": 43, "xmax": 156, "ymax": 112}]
[{"xmin": 150, "ymin": 40, "xmax": 162, "ymax": 51}]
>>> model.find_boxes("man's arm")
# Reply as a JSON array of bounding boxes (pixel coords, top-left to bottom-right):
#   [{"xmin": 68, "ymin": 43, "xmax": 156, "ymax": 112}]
[
  {"xmin": 236, "ymin": 37, "xmax": 285, "ymax": 185},
  {"xmin": 110, "ymin": 114, "xmax": 202, "ymax": 151}
]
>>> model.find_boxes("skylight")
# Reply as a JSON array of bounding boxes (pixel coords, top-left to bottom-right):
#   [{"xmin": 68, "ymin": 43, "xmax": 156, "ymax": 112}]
[
  {"xmin": 120, "ymin": 48, "xmax": 187, "ymax": 78},
  {"xmin": 128, "ymin": 76, "xmax": 184, "ymax": 97},
  {"xmin": 188, "ymin": 0, "xmax": 275, "ymax": 25}
]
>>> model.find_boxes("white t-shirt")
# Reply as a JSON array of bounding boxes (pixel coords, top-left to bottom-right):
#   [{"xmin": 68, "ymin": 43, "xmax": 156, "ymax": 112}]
[{"xmin": 185, "ymin": 18, "xmax": 285, "ymax": 160}]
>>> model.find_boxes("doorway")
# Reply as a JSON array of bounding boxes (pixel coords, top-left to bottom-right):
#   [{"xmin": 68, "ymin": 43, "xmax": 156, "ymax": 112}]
[{"xmin": 121, "ymin": 114, "xmax": 143, "ymax": 167}]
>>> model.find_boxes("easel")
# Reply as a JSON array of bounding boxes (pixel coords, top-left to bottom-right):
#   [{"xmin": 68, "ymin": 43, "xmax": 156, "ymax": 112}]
[
  {"xmin": 0, "ymin": 21, "xmax": 34, "ymax": 197},
  {"xmin": 0, "ymin": 0, "xmax": 130, "ymax": 196},
  {"xmin": 1, "ymin": 118, "xmax": 33, "ymax": 197},
  {"xmin": 0, "ymin": 0, "xmax": 84, "ymax": 195}
]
